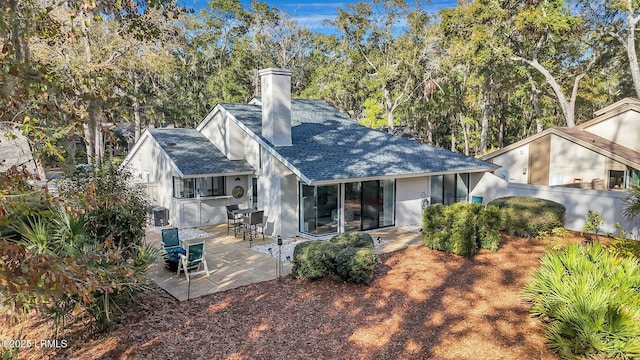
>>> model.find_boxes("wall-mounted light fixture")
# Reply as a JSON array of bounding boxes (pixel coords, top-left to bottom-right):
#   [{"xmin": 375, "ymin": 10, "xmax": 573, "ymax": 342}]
[
  {"xmin": 523, "ymin": 168, "xmax": 527, "ymax": 175},
  {"xmin": 235, "ymin": 177, "xmax": 241, "ymax": 181}
]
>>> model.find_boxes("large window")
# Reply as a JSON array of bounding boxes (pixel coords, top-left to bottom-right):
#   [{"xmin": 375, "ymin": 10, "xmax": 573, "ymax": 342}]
[
  {"xmin": 430, "ymin": 173, "xmax": 469, "ymax": 205},
  {"xmin": 173, "ymin": 176, "xmax": 226, "ymax": 198},
  {"xmin": 200, "ymin": 177, "xmax": 225, "ymax": 197},
  {"xmin": 173, "ymin": 177, "xmax": 196, "ymax": 199}
]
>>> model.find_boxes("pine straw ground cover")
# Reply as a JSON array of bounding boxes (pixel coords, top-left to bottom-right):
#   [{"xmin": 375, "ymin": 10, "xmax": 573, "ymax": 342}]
[{"xmin": 4, "ymin": 235, "xmax": 571, "ymax": 360}]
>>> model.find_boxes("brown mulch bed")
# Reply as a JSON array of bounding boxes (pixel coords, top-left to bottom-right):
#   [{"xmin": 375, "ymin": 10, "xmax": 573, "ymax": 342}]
[{"xmin": 5, "ymin": 235, "xmax": 570, "ymax": 360}]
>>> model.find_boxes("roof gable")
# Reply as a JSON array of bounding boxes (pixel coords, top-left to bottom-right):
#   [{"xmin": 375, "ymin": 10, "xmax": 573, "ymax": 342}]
[
  {"xmin": 577, "ymin": 97, "xmax": 640, "ymax": 130},
  {"xmin": 148, "ymin": 129, "xmax": 254, "ymax": 177},
  {"xmin": 482, "ymin": 126, "xmax": 640, "ymax": 169}
]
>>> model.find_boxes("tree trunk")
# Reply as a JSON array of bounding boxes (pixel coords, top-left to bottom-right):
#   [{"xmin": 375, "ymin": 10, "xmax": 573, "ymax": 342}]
[
  {"xmin": 512, "ymin": 56, "xmax": 577, "ymax": 127},
  {"xmin": 479, "ymin": 97, "xmax": 489, "ymax": 154},
  {"xmin": 526, "ymin": 72, "xmax": 544, "ymax": 132},
  {"xmin": 460, "ymin": 113, "xmax": 470, "ymax": 156},
  {"xmin": 450, "ymin": 116, "xmax": 457, "ymax": 152},
  {"xmin": 133, "ymin": 73, "xmax": 142, "ymax": 141},
  {"xmin": 625, "ymin": 12, "xmax": 640, "ymax": 98},
  {"xmin": 85, "ymin": 100, "xmax": 104, "ymax": 165}
]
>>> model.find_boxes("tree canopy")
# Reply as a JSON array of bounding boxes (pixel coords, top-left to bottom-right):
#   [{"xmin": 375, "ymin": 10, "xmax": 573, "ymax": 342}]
[{"xmin": 1, "ymin": 0, "xmax": 636, "ymax": 167}]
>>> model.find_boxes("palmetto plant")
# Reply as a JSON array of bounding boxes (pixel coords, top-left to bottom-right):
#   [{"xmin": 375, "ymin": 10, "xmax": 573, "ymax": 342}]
[
  {"xmin": 522, "ymin": 243, "xmax": 640, "ymax": 359},
  {"xmin": 13, "ymin": 208, "xmax": 88, "ymax": 255}
]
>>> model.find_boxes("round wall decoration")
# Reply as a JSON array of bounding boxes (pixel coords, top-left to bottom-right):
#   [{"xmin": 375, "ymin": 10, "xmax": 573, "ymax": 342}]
[{"xmin": 232, "ymin": 185, "xmax": 245, "ymax": 199}]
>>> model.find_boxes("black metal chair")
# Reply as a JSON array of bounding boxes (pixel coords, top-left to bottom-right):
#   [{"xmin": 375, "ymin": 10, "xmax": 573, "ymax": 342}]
[
  {"xmin": 226, "ymin": 205, "xmax": 240, "ymax": 235},
  {"xmin": 242, "ymin": 210, "xmax": 265, "ymax": 243}
]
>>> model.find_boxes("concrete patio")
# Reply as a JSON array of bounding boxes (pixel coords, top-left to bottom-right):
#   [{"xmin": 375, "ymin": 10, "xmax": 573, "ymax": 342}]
[{"xmin": 146, "ymin": 223, "xmax": 423, "ymax": 301}]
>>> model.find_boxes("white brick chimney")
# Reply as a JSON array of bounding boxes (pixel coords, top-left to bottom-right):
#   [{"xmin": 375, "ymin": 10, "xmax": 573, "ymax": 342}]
[{"xmin": 259, "ymin": 68, "xmax": 292, "ymax": 146}]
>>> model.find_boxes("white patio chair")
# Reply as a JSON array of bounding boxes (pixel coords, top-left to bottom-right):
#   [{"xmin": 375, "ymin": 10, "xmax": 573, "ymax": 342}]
[{"xmin": 178, "ymin": 240, "xmax": 210, "ymax": 278}]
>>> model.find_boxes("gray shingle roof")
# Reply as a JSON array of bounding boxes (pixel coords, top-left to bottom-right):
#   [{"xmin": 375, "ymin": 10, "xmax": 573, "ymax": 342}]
[
  {"xmin": 221, "ymin": 99, "xmax": 498, "ymax": 183},
  {"xmin": 148, "ymin": 128, "xmax": 254, "ymax": 176}
]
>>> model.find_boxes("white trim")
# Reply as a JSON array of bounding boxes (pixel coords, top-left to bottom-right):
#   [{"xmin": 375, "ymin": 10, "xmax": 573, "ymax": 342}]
[
  {"xmin": 120, "ymin": 130, "xmax": 184, "ymax": 177},
  {"xmin": 307, "ymin": 168, "xmax": 496, "ymax": 186},
  {"xmin": 179, "ymin": 171, "xmax": 255, "ymax": 179}
]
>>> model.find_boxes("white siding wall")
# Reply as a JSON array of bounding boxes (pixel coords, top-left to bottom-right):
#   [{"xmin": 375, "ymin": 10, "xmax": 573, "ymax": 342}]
[
  {"xmin": 198, "ymin": 112, "xmax": 227, "ymax": 155},
  {"xmin": 226, "ymin": 120, "xmax": 246, "ymax": 160},
  {"xmin": 584, "ymin": 111, "xmax": 640, "ymax": 153},
  {"xmin": 549, "ymin": 135, "xmax": 606, "ymax": 185},
  {"xmin": 258, "ymin": 148, "xmax": 296, "ymax": 237},
  {"xmin": 395, "ymin": 177, "xmax": 429, "ymax": 227},
  {"xmin": 470, "ymin": 172, "xmax": 639, "ymax": 237},
  {"xmin": 124, "ymin": 134, "xmax": 177, "ymax": 226},
  {"xmin": 488, "ymin": 144, "xmax": 529, "ymax": 183}
]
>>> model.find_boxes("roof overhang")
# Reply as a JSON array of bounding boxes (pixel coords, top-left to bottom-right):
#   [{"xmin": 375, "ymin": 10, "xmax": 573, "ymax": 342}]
[
  {"xmin": 178, "ymin": 171, "xmax": 255, "ymax": 179},
  {"xmin": 306, "ymin": 167, "xmax": 499, "ymax": 186}
]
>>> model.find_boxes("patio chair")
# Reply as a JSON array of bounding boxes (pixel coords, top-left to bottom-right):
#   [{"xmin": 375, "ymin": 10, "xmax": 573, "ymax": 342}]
[
  {"xmin": 178, "ymin": 240, "xmax": 210, "ymax": 278},
  {"xmin": 226, "ymin": 204, "xmax": 240, "ymax": 235},
  {"xmin": 161, "ymin": 228, "xmax": 182, "ymax": 254},
  {"xmin": 242, "ymin": 210, "xmax": 265, "ymax": 243}
]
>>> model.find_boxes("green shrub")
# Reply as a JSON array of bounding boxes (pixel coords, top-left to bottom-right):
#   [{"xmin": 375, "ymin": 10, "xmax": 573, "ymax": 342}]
[
  {"xmin": 422, "ymin": 202, "xmax": 502, "ymax": 257},
  {"xmin": 291, "ymin": 240, "xmax": 338, "ymax": 281},
  {"xmin": 329, "ymin": 232, "xmax": 374, "ymax": 249},
  {"xmin": 478, "ymin": 205, "xmax": 502, "ymax": 251},
  {"xmin": 488, "ymin": 196, "xmax": 565, "ymax": 238},
  {"xmin": 608, "ymin": 223, "xmax": 640, "ymax": 259},
  {"xmin": 448, "ymin": 203, "xmax": 479, "ymax": 257},
  {"xmin": 422, "ymin": 204, "xmax": 450, "ymax": 252},
  {"xmin": 522, "ymin": 243, "xmax": 640, "ymax": 359},
  {"xmin": 335, "ymin": 246, "xmax": 378, "ymax": 284},
  {"xmin": 292, "ymin": 232, "xmax": 379, "ymax": 283}
]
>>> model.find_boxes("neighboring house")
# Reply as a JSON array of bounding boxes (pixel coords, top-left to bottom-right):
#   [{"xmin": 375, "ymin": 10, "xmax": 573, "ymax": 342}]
[
  {"xmin": 481, "ymin": 98, "xmax": 640, "ymax": 190},
  {"xmin": 0, "ymin": 125, "xmax": 37, "ymax": 176},
  {"xmin": 122, "ymin": 68, "xmax": 498, "ymax": 238}
]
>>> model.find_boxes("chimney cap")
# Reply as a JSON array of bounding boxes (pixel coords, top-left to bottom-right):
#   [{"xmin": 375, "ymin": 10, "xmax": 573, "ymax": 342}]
[{"xmin": 258, "ymin": 68, "xmax": 293, "ymax": 76}]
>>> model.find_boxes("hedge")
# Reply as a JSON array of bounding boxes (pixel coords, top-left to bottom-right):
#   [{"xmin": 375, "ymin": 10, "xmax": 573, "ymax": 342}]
[{"xmin": 488, "ymin": 196, "xmax": 565, "ymax": 238}]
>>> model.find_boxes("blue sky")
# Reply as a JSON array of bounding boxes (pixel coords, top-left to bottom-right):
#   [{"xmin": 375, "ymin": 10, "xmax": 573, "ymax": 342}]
[{"xmin": 178, "ymin": 0, "xmax": 459, "ymax": 32}]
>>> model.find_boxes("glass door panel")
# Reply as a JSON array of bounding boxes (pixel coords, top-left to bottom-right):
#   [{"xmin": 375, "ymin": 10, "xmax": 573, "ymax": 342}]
[
  {"xmin": 361, "ymin": 180, "xmax": 379, "ymax": 230},
  {"xmin": 344, "ymin": 182, "xmax": 361, "ymax": 231},
  {"xmin": 301, "ymin": 185, "xmax": 316, "ymax": 233},
  {"xmin": 443, "ymin": 174, "xmax": 456, "ymax": 205},
  {"xmin": 316, "ymin": 185, "xmax": 339, "ymax": 234},
  {"xmin": 251, "ymin": 177, "xmax": 258, "ymax": 209},
  {"xmin": 379, "ymin": 179, "xmax": 395, "ymax": 227}
]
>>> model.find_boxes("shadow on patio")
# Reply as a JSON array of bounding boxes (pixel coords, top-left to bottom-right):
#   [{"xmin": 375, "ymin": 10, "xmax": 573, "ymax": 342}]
[
  {"xmin": 145, "ymin": 223, "xmax": 423, "ymax": 301},
  {"xmin": 145, "ymin": 224, "xmax": 292, "ymax": 301}
]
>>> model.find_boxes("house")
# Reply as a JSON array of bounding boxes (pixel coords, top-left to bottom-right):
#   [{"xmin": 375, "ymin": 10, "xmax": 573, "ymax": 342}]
[
  {"xmin": 121, "ymin": 68, "xmax": 498, "ymax": 238},
  {"xmin": 481, "ymin": 98, "xmax": 640, "ymax": 190}
]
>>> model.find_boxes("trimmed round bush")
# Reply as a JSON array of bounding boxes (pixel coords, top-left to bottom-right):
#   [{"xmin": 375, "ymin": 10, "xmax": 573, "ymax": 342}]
[
  {"xmin": 329, "ymin": 232, "xmax": 374, "ymax": 249},
  {"xmin": 335, "ymin": 246, "xmax": 378, "ymax": 284},
  {"xmin": 488, "ymin": 196, "xmax": 565, "ymax": 238},
  {"xmin": 291, "ymin": 240, "xmax": 338, "ymax": 280}
]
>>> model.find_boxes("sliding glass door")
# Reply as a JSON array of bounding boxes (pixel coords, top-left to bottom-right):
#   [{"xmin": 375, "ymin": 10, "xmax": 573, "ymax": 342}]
[
  {"xmin": 300, "ymin": 184, "xmax": 339, "ymax": 235},
  {"xmin": 344, "ymin": 182, "xmax": 362, "ymax": 232},
  {"xmin": 344, "ymin": 180, "xmax": 395, "ymax": 232}
]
